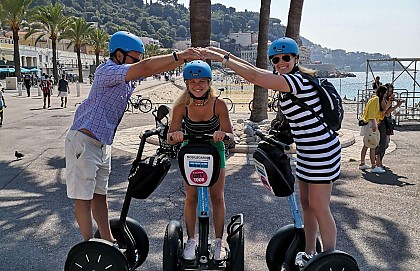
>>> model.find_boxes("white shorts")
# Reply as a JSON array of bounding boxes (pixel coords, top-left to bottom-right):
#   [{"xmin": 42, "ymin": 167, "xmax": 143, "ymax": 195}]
[
  {"xmin": 59, "ymin": 91, "xmax": 68, "ymax": 97},
  {"xmin": 65, "ymin": 130, "xmax": 112, "ymax": 200}
]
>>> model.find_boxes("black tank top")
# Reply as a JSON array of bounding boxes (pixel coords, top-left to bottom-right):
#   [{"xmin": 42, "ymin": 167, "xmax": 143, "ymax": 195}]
[{"xmin": 184, "ymin": 99, "xmax": 220, "ymax": 135}]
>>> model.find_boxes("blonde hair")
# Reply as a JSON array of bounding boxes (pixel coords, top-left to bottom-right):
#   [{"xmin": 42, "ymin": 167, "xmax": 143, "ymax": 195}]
[
  {"xmin": 298, "ymin": 65, "xmax": 317, "ymax": 77},
  {"xmin": 173, "ymin": 79, "xmax": 217, "ymax": 108}
]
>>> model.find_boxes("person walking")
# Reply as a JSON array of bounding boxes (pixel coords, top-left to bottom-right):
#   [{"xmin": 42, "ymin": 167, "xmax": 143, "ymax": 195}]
[
  {"xmin": 203, "ymin": 37, "xmax": 341, "ymax": 267},
  {"xmin": 58, "ymin": 74, "xmax": 70, "ymax": 108},
  {"xmin": 65, "ymin": 30, "xmax": 203, "ymax": 244},
  {"xmin": 167, "ymin": 60, "xmax": 234, "ymax": 261},
  {"xmin": 40, "ymin": 75, "xmax": 52, "ymax": 109},
  {"xmin": 0, "ymin": 86, "xmax": 6, "ymax": 127},
  {"xmin": 24, "ymin": 74, "xmax": 32, "ymax": 97}
]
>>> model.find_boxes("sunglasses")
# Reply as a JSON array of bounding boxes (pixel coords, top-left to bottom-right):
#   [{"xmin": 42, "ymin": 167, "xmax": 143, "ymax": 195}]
[
  {"xmin": 271, "ymin": 55, "xmax": 293, "ymax": 64},
  {"xmin": 126, "ymin": 54, "xmax": 141, "ymax": 63}
]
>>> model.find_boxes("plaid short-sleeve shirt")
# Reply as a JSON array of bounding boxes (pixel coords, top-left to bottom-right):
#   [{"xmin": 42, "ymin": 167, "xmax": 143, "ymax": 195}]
[{"xmin": 70, "ymin": 59, "xmax": 133, "ymax": 145}]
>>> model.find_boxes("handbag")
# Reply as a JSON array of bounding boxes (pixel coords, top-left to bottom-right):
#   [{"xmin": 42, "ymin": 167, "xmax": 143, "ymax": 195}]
[{"xmin": 384, "ymin": 117, "xmax": 395, "ymax": 135}]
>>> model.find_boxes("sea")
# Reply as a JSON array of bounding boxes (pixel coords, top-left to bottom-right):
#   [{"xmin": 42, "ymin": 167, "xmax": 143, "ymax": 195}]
[{"xmin": 327, "ymin": 70, "xmax": 420, "ymax": 102}]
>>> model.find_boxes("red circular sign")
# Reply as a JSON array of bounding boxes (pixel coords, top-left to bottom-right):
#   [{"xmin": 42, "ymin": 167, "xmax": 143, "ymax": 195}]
[{"xmin": 190, "ymin": 169, "xmax": 208, "ymax": 184}]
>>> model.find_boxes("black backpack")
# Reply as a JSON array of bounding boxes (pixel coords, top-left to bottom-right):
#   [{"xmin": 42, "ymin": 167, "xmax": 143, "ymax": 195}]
[{"xmin": 287, "ymin": 74, "xmax": 344, "ymax": 133}]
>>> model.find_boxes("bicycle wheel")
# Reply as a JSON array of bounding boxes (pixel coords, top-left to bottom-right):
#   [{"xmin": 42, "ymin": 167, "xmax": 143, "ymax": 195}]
[
  {"xmin": 223, "ymin": 97, "xmax": 234, "ymax": 112},
  {"xmin": 272, "ymin": 97, "xmax": 279, "ymax": 112},
  {"xmin": 125, "ymin": 102, "xmax": 131, "ymax": 112},
  {"xmin": 138, "ymin": 98, "xmax": 153, "ymax": 113},
  {"xmin": 248, "ymin": 100, "xmax": 254, "ymax": 111}
]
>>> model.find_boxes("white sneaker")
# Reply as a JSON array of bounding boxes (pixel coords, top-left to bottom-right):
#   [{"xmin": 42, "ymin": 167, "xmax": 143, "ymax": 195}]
[
  {"xmin": 182, "ymin": 239, "xmax": 196, "ymax": 260},
  {"xmin": 295, "ymin": 252, "xmax": 315, "ymax": 268},
  {"xmin": 371, "ymin": 166, "xmax": 386, "ymax": 174},
  {"xmin": 358, "ymin": 163, "xmax": 371, "ymax": 170},
  {"xmin": 213, "ymin": 238, "xmax": 227, "ymax": 261}
]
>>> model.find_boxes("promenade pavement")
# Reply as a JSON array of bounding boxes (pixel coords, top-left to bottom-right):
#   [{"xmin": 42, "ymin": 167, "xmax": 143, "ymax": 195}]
[{"xmin": 0, "ymin": 77, "xmax": 418, "ymax": 271}]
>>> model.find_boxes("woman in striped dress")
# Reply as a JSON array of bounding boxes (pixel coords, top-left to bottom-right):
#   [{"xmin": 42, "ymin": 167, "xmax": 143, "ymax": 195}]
[{"xmin": 204, "ymin": 38, "xmax": 341, "ymax": 264}]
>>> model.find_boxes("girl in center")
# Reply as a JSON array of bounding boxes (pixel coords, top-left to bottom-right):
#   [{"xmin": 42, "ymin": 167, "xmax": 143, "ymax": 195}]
[{"xmin": 167, "ymin": 60, "xmax": 234, "ymax": 261}]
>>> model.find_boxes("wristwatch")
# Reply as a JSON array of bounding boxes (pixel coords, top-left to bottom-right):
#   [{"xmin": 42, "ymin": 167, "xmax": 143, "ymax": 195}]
[{"xmin": 222, "ymin": 53, "xmax": 230, "ymax": 64}]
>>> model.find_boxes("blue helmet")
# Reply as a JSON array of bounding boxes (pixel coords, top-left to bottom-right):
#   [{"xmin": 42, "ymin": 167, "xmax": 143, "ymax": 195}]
[
  {"xmin": 108, "ymin": 31, "xmax": 145, "ymax": 55},
  {"xmin": 268, "ymin": 37, "xmax": 299, "ymax": 59},
  {"xmin": 183, "ymin": 60, "xmax": 212, "ymax": 80}
]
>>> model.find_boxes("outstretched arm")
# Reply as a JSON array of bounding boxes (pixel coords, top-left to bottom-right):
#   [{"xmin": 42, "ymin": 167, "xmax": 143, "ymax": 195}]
[
  {"xmin": 126, "ymin": 48, "xmax": 204, "ymax": 82},
  {"xmin": 202, "ymin": 47, "xmax": 291, "ymax": 93}
]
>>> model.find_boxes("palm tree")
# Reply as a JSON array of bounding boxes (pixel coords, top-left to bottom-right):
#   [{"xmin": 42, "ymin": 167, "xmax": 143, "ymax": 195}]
[
  {"xmin": 0, "ymin": 0, "xmax": 34, "ymax": 82},
  {"xmin": 285, "ymin": 0, "xmax": 304, "ymax": 46},
  {"xmin": 189, "ymin": 0, "xmax": 211, "ymax": 48},
  {"xmin": 250, "ymin": 0, "xmax": 271, "ymax": 122},
  {"xmin": 25, "ymin": 2, "xmax": 71, "ymax": 84},
  {"xmin": 61, "ymin": 17, "xmax": 94, "ymax": 83},
  {"xmin": 88, "ymin": 28, "xmax": 109, "ymax": 67}
]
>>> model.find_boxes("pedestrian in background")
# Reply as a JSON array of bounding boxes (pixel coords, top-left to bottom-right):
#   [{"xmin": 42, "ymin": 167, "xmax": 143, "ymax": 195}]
[
  {"xmin": 0, "ymin": 85, "xmax": 6, "ymax": 127},
  {"xmin": 24, "ymin": 74, "xmax": 31, "ymax": 97},
  {"xmin": 65, "ymin": 30, "xmax": 203, "ymax": 244},
  {"xmin": 58, "ymin": 74, "xmax": 70, "ymax": 108},
  {"xmin": 40, "ymin": 75, "xmax": 52, "ymax": 109}
]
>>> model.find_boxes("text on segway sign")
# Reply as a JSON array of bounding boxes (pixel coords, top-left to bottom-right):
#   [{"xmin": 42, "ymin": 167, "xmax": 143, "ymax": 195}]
[
  {"xmin": 189, "ymin": 161, "xmax": 209, "ymax": 168},
  {"xmin": 190, "ymin": 169, "xmax": 208, "ymax": 184}
]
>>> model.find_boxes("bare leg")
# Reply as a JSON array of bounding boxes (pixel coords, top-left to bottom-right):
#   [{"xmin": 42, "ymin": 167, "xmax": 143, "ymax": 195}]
[
  {"xmin": 360, "ymin": 145, "xmax": 367, "ymax": 164},
  {"xmin": 91, "ymin": 193, "xmax": 114, "ymax": 242},
  {"xmin": 369, "ymin": 148, "xmax": 376, "ymax": 167},
  {"xmin": 308, "ymin": 183, "xmax": 336, "ymax": 251},
  {"xmin": 298, "ymin": 180, "xmax": 318, "ymax": 254},
  {"xmin": 209, "ymin": 168, "xmax": 226, "ymax": 239},
  {"xmin": 184, "ymin": 184, "xmax": 198, "ymax": 239},
  {"xmin": 74, "ymin": 199, "xmax": 93, "ymax": 241}
]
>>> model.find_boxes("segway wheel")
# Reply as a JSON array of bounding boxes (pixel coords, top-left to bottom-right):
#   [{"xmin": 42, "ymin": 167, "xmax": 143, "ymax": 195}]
[
  {"xmin": 163, "ymin": 220, "xmax": 183, "ymax": 271},
  {"xmin": 266, "ymin": 224, "xmax": 322, "ymax": 271},
  {"xmin": 303, "ymin": 250, "xmax": 360, "ymax": 271},
  {"xmin": 65, "ymin": 240, "xmax": 129, "ymax": 271},
  {"xmin": 95, "ymin": 217, "xmax": 149, "ymax": 269}
]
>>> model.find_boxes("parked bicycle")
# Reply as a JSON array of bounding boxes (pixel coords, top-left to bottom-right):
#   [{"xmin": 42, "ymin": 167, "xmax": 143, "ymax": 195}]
[
  {"xmin": 248, "ymin": 93, "xmax": 279, "ymax": 112},
  {"xmin": 217, "ymin": 88, "xmax": 234, "ymax": 112},
  {"xmin": 126, "ymin": 94, "xmax": 153, "ymax": 113}
]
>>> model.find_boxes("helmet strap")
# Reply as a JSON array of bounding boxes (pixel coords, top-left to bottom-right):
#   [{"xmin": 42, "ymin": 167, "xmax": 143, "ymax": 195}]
[{"xmin": 189, "ymin": 90, "xmax": 209, "ymax": 100}]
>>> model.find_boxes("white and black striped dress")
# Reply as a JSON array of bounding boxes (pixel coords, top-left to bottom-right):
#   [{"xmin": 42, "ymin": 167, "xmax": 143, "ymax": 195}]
[{"xmin": 280, "ymin": 72, "xmax": 341, "ymax": 183}]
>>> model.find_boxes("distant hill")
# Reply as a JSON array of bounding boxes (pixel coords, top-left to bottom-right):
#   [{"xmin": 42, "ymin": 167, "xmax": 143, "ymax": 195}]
[{"xmin": 30, "ymin": 0, "xmax": 392, "ymax": 71}]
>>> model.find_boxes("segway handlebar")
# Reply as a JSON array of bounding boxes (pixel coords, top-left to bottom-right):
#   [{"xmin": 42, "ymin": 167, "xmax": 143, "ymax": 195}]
[
  {"xmin": 255, "ymin": 129, "xmax": 290, "ymax": 151},
  {"xmin": 183, "ymin": 133, "xmax": 230, "ymax": 141},
  {"xmin": 142, "ymin": 126, "xmax": 163, "ymax": 138}
]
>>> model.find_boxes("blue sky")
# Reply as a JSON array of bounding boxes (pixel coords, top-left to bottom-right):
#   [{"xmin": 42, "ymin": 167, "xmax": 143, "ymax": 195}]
[{"xmin": 178, "ymin": 0, "xmax": 420, "ymax": 58}]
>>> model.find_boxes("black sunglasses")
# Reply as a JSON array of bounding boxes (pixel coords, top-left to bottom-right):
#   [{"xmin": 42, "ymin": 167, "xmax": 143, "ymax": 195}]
[
  {"xmin": 125, "ymin": 54, "xmax": 141, "ymax": 63},
  {"xmin": 271, "ymin": 55, "xmax": 293, "ymax": 64}
]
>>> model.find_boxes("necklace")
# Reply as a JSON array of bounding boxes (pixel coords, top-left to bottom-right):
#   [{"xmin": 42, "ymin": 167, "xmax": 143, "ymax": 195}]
[{"xmin": 192, "ymin": 99, "xmax": 208, "ymax": 106}]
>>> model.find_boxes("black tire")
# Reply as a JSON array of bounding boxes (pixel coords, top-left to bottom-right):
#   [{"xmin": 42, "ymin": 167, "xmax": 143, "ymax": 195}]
[
  {"xmin": 303, "ymin": 250, "xmax": 359, "ymax": 271},
  {"xmin": 65, "ymin": 240, "xmax": 129, "ymax": 271},
  {"xmin": 125, "ymin": 102, "xmax": 131, "ymax": 112},
  {"xmin": 228, "ymin": 223, "xmax": 244, "ymax": 271},
  {"xmin": 163, "ymin": 220, "xmax": 183, "ymax": 271},
  {"xmin": 138, "ymin": 98, "xmax": 153, "ymax": 113},
  {"xmin": 266, "ymin": 225, "xmax": 322, "ymax": 271},
  {"xmin": 223, "ymin": 97, "xmax": 234, "ymax": 112},
  {"xmin": 95, "ymin": 217, "xmax": 149, "ymax": 269}
]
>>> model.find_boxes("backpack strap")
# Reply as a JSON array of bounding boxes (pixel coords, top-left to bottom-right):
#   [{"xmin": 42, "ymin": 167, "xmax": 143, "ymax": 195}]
[{"xmin": 287, "ymin": 76, "xmax": 337, "ymax": 137}]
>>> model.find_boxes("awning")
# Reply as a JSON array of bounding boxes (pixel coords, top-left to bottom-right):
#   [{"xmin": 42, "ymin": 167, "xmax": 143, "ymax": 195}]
[{"xmin": 0, "ymin": 67, "xmax": 15, "ymax": 73}]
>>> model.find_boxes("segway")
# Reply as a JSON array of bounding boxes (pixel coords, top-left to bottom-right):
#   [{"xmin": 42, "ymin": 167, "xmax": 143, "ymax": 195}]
[
  {"xmin": 253, "ymin": 129, "xmax": 360, "ymax": 271},
  {"xmin": 163, "ymin": 134, "xmax": 244, "ymax": 271},
  {"xmin": 65, "ymin": 127, "xmax": 172, "ymax": 271}
]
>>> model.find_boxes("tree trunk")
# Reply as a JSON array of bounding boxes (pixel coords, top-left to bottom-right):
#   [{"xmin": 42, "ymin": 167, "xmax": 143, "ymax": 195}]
[
  {"xmin": 96, "ymin": 52, "xmax": 100, "ymax": 67},
  {"xmin": 285, "ymin": 0, "xmax": 304, "ymax": 46},
  {"xmin": 52, "ymin": 39, "xmax": 58, "ymax": 84},
  {"xmin": 250, "ymin": 0, "xmax": 271, "ymax": 122},
  {"xmin": 77, "ymin": 46, "xmax": 83, "ymax": 83},
  {"xmin": 189, "ymin": 0, "xmax": 211, "ymax": 48},
  {"xmin": 12, "ymin": 28, "xmax": 22, "ymax": 82}
]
